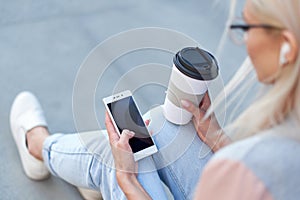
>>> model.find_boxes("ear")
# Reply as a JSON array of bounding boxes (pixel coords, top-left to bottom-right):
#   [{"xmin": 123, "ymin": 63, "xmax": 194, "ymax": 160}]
[{"xmin": 281, "ymin": 30, "xmax": 299, "ymax": 64}]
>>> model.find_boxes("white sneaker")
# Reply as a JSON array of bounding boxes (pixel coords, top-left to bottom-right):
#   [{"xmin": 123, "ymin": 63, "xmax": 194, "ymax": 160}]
[{"xmin": 10, "ymin": 91, "xmax": 50, "ymax": 180}]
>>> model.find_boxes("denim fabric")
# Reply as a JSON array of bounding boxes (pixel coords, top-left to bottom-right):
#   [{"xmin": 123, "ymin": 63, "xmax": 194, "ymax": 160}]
[
  {"xmin": 42, "ymin": 131, "xmax": 169, "ymax": 200},
  {"xmin": 148, "ymin": 106, "xmax": 213, "ymax": 199},
  {"xmin": 42, "ymin": 106, "xmax": 213, "ymax": 199}
]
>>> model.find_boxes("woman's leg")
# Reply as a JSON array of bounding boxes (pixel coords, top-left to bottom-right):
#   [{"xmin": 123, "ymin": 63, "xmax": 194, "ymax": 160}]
[
  {"xmin": 13, "ymin": 92, "xmax": 168, "ymax": 199},
  {"xmin": 147, "ymin": 106, "xmax": 213, "ymax": 200},
  {"xmin": 41, "ymin": 130, "xmax": 169, "ymax": 200},
  {"xmin": 21, "ymin": 90, "xmax": 210, "ymax": 199}
]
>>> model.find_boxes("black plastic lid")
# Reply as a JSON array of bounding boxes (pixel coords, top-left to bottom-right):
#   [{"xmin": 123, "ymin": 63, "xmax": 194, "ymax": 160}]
[{"xmin": 173, "ymin": 47, "xmax": 219, "ymax": 80}]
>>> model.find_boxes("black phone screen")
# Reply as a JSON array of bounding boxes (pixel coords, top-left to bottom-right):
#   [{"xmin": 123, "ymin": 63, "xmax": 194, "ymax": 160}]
[{"xmin": 107, "ymin": 96, "xmax": 154, "ymax": 153}]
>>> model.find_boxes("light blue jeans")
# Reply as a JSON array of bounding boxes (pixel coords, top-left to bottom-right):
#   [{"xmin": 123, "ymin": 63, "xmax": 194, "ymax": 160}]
[{"xmin": 42, "ymin": 106, "xmax": 213, "ymax": 199}]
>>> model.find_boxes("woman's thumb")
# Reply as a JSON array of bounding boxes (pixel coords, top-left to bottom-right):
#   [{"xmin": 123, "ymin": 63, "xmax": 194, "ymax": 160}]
[{"xmin": 120, "ymin": 129, "xmax": 135, "ymax": 145}]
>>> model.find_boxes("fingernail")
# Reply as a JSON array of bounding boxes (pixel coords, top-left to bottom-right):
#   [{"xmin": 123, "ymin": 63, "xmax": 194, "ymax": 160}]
[
  {"xmin": 122, "ymin": 129, "xmax": 130, "ymax": 135},
  {"xmin": 128, "ymin": 131, "xmax": 135, "ymax": 137},
  {"xmin": 181, "ymin": 100, "xmax": 190, "ymax": 108}
]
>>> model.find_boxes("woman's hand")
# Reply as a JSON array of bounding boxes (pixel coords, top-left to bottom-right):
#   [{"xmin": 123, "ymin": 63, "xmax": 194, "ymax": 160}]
[
  {"xmin": 105, "ymin": 112, "xmax": 151, "ymax": 199},
  {"xmin": 181, "ymin": 92, "xmax": 231, "ymax": 152},
  {"xmin": 105, "ymin": 112, "xmax": 137, "ymax": 175}
]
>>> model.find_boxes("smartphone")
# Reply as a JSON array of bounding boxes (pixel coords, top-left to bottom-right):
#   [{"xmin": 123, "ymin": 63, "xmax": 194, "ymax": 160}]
[{"xmin": 103, "ymin": 90, "xmax": 158, "ymax": 161}]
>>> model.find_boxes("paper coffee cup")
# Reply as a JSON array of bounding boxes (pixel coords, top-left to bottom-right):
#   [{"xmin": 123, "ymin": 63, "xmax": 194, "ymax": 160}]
[{"xmin": 163, "ymin": 47, "xmax": 219, "ymax": 125}]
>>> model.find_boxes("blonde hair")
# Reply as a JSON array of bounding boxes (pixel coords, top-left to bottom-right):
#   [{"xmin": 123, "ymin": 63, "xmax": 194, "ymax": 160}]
[{"xmin": 212, "ymin": 0, "xmax": 300, "ymax": 141}]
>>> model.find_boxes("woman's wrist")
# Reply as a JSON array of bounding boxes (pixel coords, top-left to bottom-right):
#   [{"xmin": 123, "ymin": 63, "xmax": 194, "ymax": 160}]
[
  {"xmin": 212, "ymin": 130, "xmax": 232, "ymax": 152},
  {"xmin": 116, "ymin": 171, "xmax": 136, "ymax": 189},
  {"xmin": 116, "ymin": 171, "xmax": 151, "ymax": 199}
]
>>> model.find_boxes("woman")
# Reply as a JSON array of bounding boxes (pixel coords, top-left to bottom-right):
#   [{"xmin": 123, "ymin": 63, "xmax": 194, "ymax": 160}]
[
  {"xmin": 106, "ymin": 0, "xmax": 300, "ymax": 199},
  {"xmin": 10, "ymin": 0, "xmax": 300, "ymax": 199}
]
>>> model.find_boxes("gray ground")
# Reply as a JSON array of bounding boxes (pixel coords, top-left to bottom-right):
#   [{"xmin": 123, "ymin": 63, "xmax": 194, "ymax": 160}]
[{"xmin": 0, "ymin": 0, "xmax": 246, "ymax": 199}]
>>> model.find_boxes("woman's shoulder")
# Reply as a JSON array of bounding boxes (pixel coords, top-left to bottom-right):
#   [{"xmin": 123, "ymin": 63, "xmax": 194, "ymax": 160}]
[
  {"xmin": 208, "ymin": 133, "xmax": 300, "ymax": 200},
  {"xmin": 212, "ymin": 132, "xmax": 300, "ymax": 164},
  {"xmin": 215, "ymin": 114, "xmax": 300, "ymax": 162}
]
